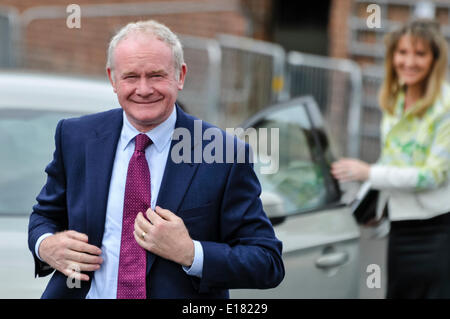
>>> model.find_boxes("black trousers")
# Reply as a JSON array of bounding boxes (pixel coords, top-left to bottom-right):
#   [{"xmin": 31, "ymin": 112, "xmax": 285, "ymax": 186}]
[{"xmin": 387, "ymin": 212, "xmax": 450, "ymax": 299}]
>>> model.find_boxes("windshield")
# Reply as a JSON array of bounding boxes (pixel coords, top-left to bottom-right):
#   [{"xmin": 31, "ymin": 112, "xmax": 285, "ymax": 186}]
[{"xmin": 0, "ymin": 109, "xmax": 83, "ymax": 215}]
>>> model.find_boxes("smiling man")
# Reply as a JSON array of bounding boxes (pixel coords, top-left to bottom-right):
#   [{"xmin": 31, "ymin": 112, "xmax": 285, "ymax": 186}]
[{"xmin": 28, "ymin": 20, "xmax": 284, "ymax": 299}]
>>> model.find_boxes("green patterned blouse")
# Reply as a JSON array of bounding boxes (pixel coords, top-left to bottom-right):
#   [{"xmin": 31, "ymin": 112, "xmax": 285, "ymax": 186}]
[{"xmin": 378, "ymin": 83, "xmax": 450, "ymax": 190}]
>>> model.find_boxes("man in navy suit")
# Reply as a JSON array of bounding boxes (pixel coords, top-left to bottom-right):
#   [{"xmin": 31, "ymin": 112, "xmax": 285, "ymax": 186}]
[{"xmin": 28, "ymin": 20, "xmax": 284, "ymax": 298}]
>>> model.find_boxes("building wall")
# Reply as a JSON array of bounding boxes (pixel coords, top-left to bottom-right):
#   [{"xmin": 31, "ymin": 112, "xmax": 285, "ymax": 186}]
[
  {"xmin": 343, "ymin": 0, "xmax": 450, "ymax": 65},
  {"xmin": 0, "ymin": 0, "xmax": 254, "ymax": 76},
  {"xmin": 4, "ymin": 1, "xmax": 448, "ymax": 75},
  {"xmin": 240, "ymin": 0, "xmax": 273, "ymax": 41},
  {"xmin": 329, "ymin": 0, "xmax": 352, "ymax": 59}
]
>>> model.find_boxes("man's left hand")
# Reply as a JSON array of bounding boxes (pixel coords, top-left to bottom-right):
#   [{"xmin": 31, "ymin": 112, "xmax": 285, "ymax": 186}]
[{"xmin": 134, "ymin": 206, "xmax": 195, "ymax": 267}]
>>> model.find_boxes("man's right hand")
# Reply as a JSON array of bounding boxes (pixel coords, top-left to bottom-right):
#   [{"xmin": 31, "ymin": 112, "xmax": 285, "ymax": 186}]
[{"xmin": 39, "ymin": 230, "xmax": 103, "ymax": 281}]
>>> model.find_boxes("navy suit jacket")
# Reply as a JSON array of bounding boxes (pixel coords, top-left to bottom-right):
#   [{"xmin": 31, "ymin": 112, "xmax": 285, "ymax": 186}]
[{"xmin": 28, "ymin": 105, "xmax": 284, "ymax": 299}]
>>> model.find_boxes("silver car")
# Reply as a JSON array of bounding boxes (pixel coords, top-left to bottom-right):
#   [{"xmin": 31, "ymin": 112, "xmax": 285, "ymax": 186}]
[
  {"xmin": 231, "ymin": 97, "xmax": 360, "ymax": 298},
  {"xmin": 0, "ymin": 71, "xmax": 360, "ymax": 298},
  {"xmin": 0, "ymin": 71, "xmax": 120, "ymax": 298}
]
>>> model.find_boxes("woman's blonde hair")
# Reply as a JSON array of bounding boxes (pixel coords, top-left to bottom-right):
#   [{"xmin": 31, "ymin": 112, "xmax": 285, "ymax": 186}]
[{"xmin": 378, "ymin": 19, "xmax": 448, "ymax": 116}]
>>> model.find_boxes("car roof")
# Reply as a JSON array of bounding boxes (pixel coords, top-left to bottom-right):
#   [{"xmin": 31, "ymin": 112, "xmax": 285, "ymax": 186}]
[{"xmin": 0, "ymin": 70, "xmax": 121, "ymax": 113}]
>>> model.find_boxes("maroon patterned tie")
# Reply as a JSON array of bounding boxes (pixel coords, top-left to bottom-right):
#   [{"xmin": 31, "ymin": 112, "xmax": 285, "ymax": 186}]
[{"xmin": 117, "ymin": 133, "xmax": 152, "ymax": 299}]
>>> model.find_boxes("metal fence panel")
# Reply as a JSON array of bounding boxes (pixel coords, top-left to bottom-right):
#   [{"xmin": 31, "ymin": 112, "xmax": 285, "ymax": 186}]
[
  {"xmin": 177, "ymin": 35, "xmax": 221, "ymax": 125},
  {"xmin": 360, "ymin": 66, "xmax": 384, "ymax": 163},
  {"xmin": 0, "ymin": 15, "xmax": 10, "ymax": 67},
  {"xmin": 287, "ymin": 52, "xmax": 363, "ymax": 159},
  {"xmin": 217, "ymin": 34, "xmax": 287, "ymax": 128},
  {"xmin": 0, "ymin": 7, "xmax": 19, "ymax": 68}
]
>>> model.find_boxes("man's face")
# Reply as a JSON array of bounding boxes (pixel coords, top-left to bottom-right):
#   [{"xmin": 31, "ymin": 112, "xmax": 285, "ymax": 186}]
[{"xmin": 108, "ymin": 34, "xmax": 187, "ymax": 132}]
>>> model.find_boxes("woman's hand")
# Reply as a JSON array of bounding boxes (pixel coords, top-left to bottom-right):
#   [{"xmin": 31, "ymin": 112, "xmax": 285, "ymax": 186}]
[{"xmin": 331, "ymin": 158, "xmax": 370, "ymax": 182}]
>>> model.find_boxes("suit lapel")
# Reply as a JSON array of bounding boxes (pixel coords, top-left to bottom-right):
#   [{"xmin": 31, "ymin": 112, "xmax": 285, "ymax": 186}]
[
  {"xmin": 85, "ymin": 109, "xmax": 123, "ymax": 248},
  {"xmin": 156, "ymin": 106, "xmax": 200, "ymax": 215},
  {"xmin": 155, "ymin": 154, "xmax": 199, "ymax": 213}
]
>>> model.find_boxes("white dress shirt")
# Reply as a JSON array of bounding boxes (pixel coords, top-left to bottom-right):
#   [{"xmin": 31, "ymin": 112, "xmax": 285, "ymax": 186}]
[{"xmin": 36, "ymin": 106, "xmax": 203, "ymax": 298}]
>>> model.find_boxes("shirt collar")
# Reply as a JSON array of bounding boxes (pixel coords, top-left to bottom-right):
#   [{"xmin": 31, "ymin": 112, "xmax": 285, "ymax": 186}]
[{"xmin": 121, "ymin": 105, "xmax": 177, "ymax": 153}]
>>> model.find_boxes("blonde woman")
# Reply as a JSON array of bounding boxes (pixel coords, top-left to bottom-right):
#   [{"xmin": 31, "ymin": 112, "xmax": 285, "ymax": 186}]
[{"xmin": 332, "ymin": 19, "xmax": 450, "ymax": 298}]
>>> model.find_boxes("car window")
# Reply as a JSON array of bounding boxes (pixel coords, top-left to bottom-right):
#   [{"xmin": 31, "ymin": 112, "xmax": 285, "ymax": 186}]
[
  {"xmin": 0, "ymin": 109, "xmax": 82, "ymax": 216},
  {"xmin": 247, "ymin": 104, "xmax": 337, "ymax": 216}
]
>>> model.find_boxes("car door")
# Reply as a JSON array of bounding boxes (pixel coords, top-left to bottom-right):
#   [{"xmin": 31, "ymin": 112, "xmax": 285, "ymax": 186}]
[{"xmin": 230, "ymin": 96, "xmax": 361, "ymax": 298}]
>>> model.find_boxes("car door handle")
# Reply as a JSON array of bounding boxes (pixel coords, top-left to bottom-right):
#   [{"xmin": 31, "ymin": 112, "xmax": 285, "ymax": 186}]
[{"xmin": 315, "ymin": 251, "xmax": 349, "ymax": 269}]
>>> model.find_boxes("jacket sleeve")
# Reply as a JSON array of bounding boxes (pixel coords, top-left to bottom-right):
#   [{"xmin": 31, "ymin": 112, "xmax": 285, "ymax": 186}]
[
  {"xmin": 28, "ymin": 119, "xmax": 68, "ymax": 277},
  {"xmin": 194, "ymin": 143, "xmax": 285, "ymax": 293},
  {"xmin": 370, "ymin": 112, "xmax": 450, "ymax": 191}
]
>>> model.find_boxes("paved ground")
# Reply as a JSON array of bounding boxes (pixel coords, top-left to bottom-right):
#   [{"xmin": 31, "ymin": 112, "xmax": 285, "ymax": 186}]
[
  {"xmin": 338, "ymin": 181, "xmax": 388, "ymax": 299},
  {"xmin": 357, "ymin": 226, "xmax": 388, "ymax": 299}
]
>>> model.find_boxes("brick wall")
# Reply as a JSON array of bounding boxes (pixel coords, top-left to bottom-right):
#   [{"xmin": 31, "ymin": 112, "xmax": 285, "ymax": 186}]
[
  {"xmin": 329, "ymin": 0, "xmax": 352, "ymax": 59},
  {"xmin": 6, "ymin": 0, "xmax": 445, "ymax": 76},
  {"xmin": 0, "ymin": 0, "xmax": 253, "ymax": 76},
  {"xmin": 2, "ymin": 0, "xmax": 391, "ymax": 76},
  {"xmin": 240, "ymin": 0, "xmax": 273, "ymax": 41}
]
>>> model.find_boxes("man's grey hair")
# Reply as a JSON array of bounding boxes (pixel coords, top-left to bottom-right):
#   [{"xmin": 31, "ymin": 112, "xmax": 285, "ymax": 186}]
[{"xmin": 106, "ymin": 20, "xmax": 184, "ymax": 81}]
